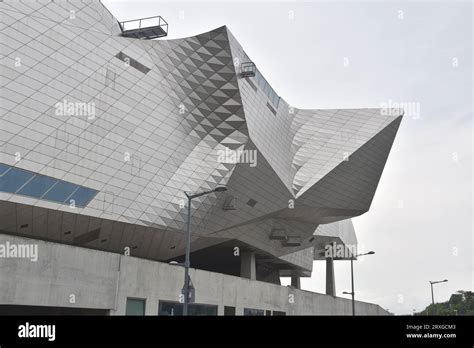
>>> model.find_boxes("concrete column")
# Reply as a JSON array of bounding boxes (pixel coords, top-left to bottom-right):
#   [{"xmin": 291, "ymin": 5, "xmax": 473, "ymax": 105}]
[
  {"xmin": 240, "ymin": 251, "xmax": 256, "ymax": 280},
  {"xmin": 291, "ymin": 276, "xmax": 300, "ymax": 289},
  {"xmin": 326, "ymin": 257, "xmax": 336, "ymax": 296}
]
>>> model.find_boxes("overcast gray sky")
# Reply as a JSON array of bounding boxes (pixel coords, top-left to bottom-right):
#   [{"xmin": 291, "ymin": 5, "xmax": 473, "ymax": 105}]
[{"xmin": 103, "ymin": 0, "xmax": 473, "ymax": 315}]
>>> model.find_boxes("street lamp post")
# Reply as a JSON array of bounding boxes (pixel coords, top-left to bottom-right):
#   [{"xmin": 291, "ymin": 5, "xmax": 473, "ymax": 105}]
[
  {"xmin": 343, "ymin": 251, "xmax": 375, "ymax": 316},
  {"xmin": 182, "ymin": 186, "xmax": 227, "ymax": 316},
  {"xmin": 429, "ymin": 279, "xmax": 448, "ymax": 315}
]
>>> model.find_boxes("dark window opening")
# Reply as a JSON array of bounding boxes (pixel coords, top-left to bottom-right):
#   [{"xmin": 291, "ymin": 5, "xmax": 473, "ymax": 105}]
[
  {"xmin": 245, "ymin": 77, "xmax": 257, "ymax": 91},
  {"xmin": 224, "ymin": 306, "xmax": 236, "ymax": 316},
  {"xmin": 125, "ymin": 298, "xmax": 146, "ymax": 316},
  {"xmin": 244, "ymin": 308, "xmax": 265, "ymax": 316},
  {"xmin": 158, "ymin": 301, "xmax": 217, "ymax": 316},
  {"xmin": 266, "ymin": 102, "xmax": 277, "ymax": 116},
  {"xmin": 115, "ymin": 51, "xmax": 151, "ymax": 74},
  {"xmin": 246, "ymin": 198, "xmax": 257, "ymax": 208}
]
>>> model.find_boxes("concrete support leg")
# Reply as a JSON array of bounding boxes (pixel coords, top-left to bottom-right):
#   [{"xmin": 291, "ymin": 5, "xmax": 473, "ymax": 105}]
[
  {"xmin": 240, "ymin": 251, "xmax": 256, "ymax": 280},
  {"xmin": 326, "ymin": 257, "xmax": 336, "ymax": 296},
  {"xmin": 291, "ymin": 276, "xmax": 301, "ymax": 289}
]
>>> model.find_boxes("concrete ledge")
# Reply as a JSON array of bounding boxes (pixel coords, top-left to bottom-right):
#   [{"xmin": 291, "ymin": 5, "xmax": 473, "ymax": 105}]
[{"xmin": 0, "ymin": 234, "xmax": 389, "ymax": 315}]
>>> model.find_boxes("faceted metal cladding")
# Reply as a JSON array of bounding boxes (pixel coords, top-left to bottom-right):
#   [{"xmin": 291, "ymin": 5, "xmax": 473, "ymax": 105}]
[{"xmin": 0, "ymin": 0, "xmax": 402, "ymax": 274}]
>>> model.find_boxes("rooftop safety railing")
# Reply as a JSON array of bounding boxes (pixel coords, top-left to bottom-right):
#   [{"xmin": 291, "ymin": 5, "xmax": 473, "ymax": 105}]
[
  {"xmin": 240, "ymin": 53, "xmax": 280, "ymax": 109},
  {"xmin": 240, "ymin": 62, "xmax": 256, "ymax": 78},
  {"xmin": 119, "ymin": 16, "xmax": 168, "ymax": 39}
]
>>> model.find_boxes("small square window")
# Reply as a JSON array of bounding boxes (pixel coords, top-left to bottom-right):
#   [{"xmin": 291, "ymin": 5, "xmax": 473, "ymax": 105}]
[
  {"xmin": 126, "ymin": 298, "xmax": 146, "ymax": 316},
  {"xmin": 224, "ymin": 306, "xmax": 236, "ymax": 316}
]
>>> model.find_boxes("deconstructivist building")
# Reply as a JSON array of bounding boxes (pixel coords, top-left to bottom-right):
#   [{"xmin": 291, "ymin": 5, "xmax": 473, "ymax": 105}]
[{"xmin": 0, "ymin": 0, "xmax": 402, "ymax": 315}]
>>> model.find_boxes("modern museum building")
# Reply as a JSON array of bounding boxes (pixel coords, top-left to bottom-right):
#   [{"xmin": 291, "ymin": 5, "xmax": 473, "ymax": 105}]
[{"xmin": 0, "ymin": 0, "xmax": 402, "ymax": 315}]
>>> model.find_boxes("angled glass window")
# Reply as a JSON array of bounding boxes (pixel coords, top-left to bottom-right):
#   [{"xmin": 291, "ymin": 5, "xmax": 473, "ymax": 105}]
[
  {"xmin": 258, "ymin": 73, "xmax": 265, "ymax": 90},
  {"xmin": 0, "ymin": 163, "xmax": 98, "ymax": 208},
  {"xmin": 17, "ymin": 175, "xmax": 58, "ymax": 198},
  {"xmin": 66, "ymin": 186, "xmax": 98, "ymax": 207},
  {"xmin": 0, "ymin": 167, "xmax": 34, "ymax": 193},
  {"xmin": 272, "ymin": 93, "xmax": 280, "ymax": 108},
  {"xmin": 263, "ymin": 81, "xmax": 270, "ymax": 96},
  {"xmin": 42, "ymin": 181, "xmax": 78, "ymax": 203},
  {"xmin": 251, "ymin": 67, "xmax": 280, "ymax": 109},
  {"xmin": 269, "ymin": 89, "xmax": 276, "ymax": 105},
  {"xmin": 0, "ymin": 163, "xmax": 10, "ymax": 175}
]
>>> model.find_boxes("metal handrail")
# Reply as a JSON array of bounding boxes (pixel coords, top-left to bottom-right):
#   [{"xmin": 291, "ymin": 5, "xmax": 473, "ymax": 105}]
[{"xmin": 119, "ymin": 15, "xmax": 168, "ymax": 32}]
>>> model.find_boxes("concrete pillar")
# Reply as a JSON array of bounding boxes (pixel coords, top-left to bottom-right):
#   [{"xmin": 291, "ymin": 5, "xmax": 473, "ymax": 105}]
[
  {"xmin": 240, "ymin": 251, "xmax": 256, "ymax": 280},
  {"xmin": 291, "ymin": 275, "xmax": 300, "ymax": 289},
  {"xmin": 326, "ymin": 257, "xmax": 336, "ymax": 296}
]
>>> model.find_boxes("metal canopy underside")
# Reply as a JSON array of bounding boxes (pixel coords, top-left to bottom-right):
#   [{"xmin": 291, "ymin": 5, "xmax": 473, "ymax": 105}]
[{"xmin": 121, "ymin": 26, "xmax": 167, "ymax": 39}]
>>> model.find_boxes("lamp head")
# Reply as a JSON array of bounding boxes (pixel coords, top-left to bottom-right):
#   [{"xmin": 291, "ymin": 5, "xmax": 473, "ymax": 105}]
[{"xmin": 214, "ymin": 186, "xmax": 227, "ymax": 192}]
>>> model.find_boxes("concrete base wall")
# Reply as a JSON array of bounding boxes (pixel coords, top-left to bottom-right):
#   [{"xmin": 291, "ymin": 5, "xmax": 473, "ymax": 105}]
[
  {"xmin": 0, "ymin": 234, "xmax": 389, "ymax": 315},
  {"xmin": 0, "ymin": 234, "xmax": 119, "ymax": 310}
]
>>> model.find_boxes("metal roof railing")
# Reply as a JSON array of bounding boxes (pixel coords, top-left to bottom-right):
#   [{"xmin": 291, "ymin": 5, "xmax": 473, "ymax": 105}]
[
  {"xmin": 241, "ymin": 52, "xmax": 280, "ymax": 109},
  {"xmin": 119, "ymin": 15, "xmax": 168, "ymax": 39},
  {"xmin": 240, "ymin": 62, "xmax": 256, "ymax": 78}
]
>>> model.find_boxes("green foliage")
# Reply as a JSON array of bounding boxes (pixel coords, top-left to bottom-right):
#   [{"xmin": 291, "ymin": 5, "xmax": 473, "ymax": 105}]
[{"xmin": 415, "ymin": 290, "xmax": 474, "ymax": 315}]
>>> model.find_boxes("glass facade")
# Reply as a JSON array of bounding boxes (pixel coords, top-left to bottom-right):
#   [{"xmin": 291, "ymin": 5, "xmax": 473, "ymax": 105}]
[
  {"xmin": 252, "ymin": 68, "xmax": 280, "ymax": 109},
  {"xmin": 17, "ymin": 175, "xmax": 58, "ymax": 198},
  {"xmin": 243, "ymin": 308, "xmax": 265, "ymax": 316},
  {"xmin": 0, "ymin": 163, "xmax": 98, "ymax": 208},
  {"xmin": 125, "ymin": 298, "xmax": 146, "ymax": 315},
  {"xmin": 158, "ymin": 301, "xmax": 218, "ymax": 316}
]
